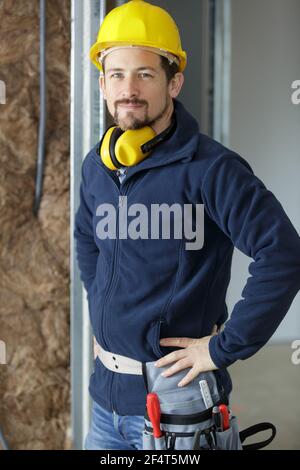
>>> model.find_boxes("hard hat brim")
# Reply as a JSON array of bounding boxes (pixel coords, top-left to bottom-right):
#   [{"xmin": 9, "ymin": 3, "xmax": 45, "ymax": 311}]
[{"xmin": 90, "ymin": 42, "xmax": 187, "ymax": 73}]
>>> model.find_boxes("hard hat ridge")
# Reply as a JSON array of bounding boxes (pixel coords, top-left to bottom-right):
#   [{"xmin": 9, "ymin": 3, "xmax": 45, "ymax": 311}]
[{"xmin": 90, "ymin": 0, "xmax": 187, "ymax": 72}]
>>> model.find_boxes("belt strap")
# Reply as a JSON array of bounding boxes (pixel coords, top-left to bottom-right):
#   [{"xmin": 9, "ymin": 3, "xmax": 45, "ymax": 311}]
[
  {"xmin": 239, "ymin": 422, "xmax": 277, "ymax": 450},
  {"xmin": 94, "ymin": 338, "xmax": 143, "ymax": 375}
]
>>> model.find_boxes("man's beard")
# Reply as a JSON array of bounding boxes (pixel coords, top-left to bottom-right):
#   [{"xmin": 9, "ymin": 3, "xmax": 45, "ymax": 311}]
[{"xmin": 113, "ymin": 95, "xmax": 170, "ymax": 131}]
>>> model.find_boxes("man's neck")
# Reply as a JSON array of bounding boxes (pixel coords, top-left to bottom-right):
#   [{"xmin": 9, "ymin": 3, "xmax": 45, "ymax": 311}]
[{"xmin": 151, "ymin": 99, "xmax": 174, "ymax": 136}]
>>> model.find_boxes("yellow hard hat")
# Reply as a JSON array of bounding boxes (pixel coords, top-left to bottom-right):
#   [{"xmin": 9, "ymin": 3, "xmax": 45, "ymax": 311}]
[{"xmin": 90, "ymin": 0, "xmax": 187, "ymax": 73}]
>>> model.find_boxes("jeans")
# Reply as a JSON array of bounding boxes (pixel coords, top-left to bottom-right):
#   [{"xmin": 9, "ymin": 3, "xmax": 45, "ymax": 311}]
[{"xmin": 84, "ymin": 400, "xmax": 145, "ymax": 450}]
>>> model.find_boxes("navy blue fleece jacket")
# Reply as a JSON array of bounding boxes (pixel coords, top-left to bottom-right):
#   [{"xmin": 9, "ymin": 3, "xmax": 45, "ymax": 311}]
[{"xmin": 74, "ymin": 99, "xmax": 300, "ymax": 415}]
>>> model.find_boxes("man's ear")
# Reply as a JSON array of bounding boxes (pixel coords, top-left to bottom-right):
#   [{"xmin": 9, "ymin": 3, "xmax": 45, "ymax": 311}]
[
  {"xmin": 99, "ymin": 74, "xmax": 107, "ymax": 100},
  {"xmin": 169, "ymin": 72, "xmax": 184, "ymax": 99}
]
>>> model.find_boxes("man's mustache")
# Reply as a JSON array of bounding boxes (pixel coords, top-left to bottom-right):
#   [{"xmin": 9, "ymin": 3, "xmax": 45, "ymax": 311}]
[{"xmin": 116, "ymin": 100, "xmax": 148, "ymax": 106}]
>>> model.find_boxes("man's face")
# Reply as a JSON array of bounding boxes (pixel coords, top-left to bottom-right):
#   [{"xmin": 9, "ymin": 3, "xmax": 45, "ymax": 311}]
[{"xmin": 99, "ymin": 48, "xmax": 183, "ymax": 131}]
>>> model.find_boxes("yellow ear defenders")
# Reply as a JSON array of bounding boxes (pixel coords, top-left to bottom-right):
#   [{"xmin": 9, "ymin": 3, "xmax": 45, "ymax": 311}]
[{"xmin": 99, "ymin": 117, "xmax": 177, "ymax": 170}]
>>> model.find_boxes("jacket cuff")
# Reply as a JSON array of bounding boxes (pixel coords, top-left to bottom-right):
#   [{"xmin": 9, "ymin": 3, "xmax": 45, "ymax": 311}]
[{"xmin": 208, "ymin": 334, "xmax": 236, "ymax": 369}]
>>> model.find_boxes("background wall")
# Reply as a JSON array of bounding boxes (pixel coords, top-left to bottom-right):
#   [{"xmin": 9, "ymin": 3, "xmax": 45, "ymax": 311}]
[
  {"xmin": 227, "ymin": 0, "xmax": 300, "ymax": 342},
  {"xmin": 227, "ymin": 0, "xmax": 300, "ymax": 449},
  {"xmin": 150, "ymin": 0, "xmax": 212, "ymax": 134},
  {"xmin": 0, "ymin": 0, "xmax": 71, "ymax": 449}
]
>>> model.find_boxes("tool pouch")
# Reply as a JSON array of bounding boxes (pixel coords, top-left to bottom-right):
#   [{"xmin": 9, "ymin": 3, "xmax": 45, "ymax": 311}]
[
  {"xmin": 142, "ymin": 361, "xmax": 276, "ymax": 451},
  {"xmin": 142, "ymin": 360, "xmax": 243, "ymax": 450}
]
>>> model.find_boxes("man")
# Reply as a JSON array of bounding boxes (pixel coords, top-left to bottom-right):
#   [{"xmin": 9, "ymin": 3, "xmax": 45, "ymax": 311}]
[{"xmin": 74, "ymin": 0, "xmax": 300, "ymax": 450}]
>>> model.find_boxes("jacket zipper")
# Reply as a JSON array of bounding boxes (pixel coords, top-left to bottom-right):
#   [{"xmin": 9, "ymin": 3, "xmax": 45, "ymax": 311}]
[
  {"xmin": 96, "ymin": 164, "xmax": 133, "ymax": 346},
  {"xmin": 94, "ymin": 164, "xmax": 119, "ymax": 351},
  {"xmin": 107, "ymin": 177, "xmax": 131, "ymax": 414},
  {"xmin": 101, "ymin": 181, "xmax": 131, "ymax": 351},
  {"xmin": 93, "ymin": 159, "xmax": 136, "ymax": 413}
]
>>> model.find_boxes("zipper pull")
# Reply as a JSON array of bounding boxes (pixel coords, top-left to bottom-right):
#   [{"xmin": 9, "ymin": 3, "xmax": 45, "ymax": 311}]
[
  {"xmin": 116, "ymin": 168, "xmax": 127, "ymax": 176},
  {"xmin": 166, "ymin": 432, "xmax": 176, "ymax": 450},
  {"xmin": 118, "ymin": 195, "xmax": 126, "ymax": 208},
  {"xmin": 204, "ymin": 429, "xmax": 216, "ymax": 450}
]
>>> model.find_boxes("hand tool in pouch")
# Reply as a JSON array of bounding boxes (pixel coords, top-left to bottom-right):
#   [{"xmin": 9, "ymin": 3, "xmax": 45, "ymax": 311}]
[
  {"xmin": 199, "ymin": 379, "xmax": 213, "ymax": 409},
  {"xmin": 219, "ymin": 404, "xmax": 230, "ymax": 430},
  {"xmin": 212, "ymin": 406, "xmax": 223, "ymax": 432},
  {"xmin": 146, "ymin": 393, "xmax": 163, "ymax": 438}
]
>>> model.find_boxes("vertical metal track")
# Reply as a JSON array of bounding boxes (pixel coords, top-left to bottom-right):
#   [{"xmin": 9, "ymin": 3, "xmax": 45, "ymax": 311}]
[
  {"xmin": 213, "ymin": 0, "xmax": 231, "ymax": 145},
  {"xmin": 34, "ymin": 0, "xmax": 46, "ymax": 215},
  {"xmin": 70, "ymin": 0, "xmax": 106, "ymax": 450}
]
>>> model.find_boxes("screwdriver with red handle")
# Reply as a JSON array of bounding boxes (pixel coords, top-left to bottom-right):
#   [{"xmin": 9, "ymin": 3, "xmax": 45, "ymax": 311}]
[
  {"xmin": 146, "ymin": 393, "xmax": 163, "ymax": 438},
  {"xmin": 219, "ymin": 404, "xmax": 230, "ymax": 431}
]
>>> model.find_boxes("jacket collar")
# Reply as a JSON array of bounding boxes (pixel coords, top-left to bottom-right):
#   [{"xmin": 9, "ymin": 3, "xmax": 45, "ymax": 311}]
[{"xmin": 93, "ymin": 98, "xmax": 200, "ymax": 184}]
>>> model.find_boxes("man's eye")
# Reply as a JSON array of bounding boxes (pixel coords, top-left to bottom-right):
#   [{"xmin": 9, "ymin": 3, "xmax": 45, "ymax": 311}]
[{"xmin": 109, "ymin": 72, "xmax": 153, "ymax": 78}]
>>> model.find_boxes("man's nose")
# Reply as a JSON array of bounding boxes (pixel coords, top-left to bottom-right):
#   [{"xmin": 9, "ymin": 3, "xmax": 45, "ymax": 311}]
[{"xmin": 121, "ymin": 76, "xmax": 140, "ymax": 99}]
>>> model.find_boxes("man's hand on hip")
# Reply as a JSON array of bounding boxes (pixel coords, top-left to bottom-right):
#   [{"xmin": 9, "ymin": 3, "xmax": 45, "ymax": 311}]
[{"xmin": 154, "ymin": 328, "xmax": 219, "ymax": 387}]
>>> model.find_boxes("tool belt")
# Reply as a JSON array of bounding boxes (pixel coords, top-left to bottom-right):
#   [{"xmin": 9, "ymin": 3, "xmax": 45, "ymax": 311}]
[
  {"xmin": 94, "ymin": 340, "xmax": 276, "ymax": 450},
  {"xmin": 142, "ymin": 361, "xmax": 276, "ymax": 451},
  {"xmin": 94, "ymin": 337, "xmax": 143, "ymax": 375}
]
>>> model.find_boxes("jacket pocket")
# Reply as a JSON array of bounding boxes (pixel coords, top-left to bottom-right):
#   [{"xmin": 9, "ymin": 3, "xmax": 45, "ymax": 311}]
[
  {"xmin": 146, "ymin": 318, "xmax": 166, "ymax": 359},
  {"xmin": 87, "ymin": 279, "xmax": 98, "ymax": 337},
  {"xmin": 214, "ymin": 416, "xmax": 243, "ymax": 450}
]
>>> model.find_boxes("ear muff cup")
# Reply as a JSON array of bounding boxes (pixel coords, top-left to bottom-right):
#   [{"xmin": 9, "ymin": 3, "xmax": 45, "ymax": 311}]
[
  {"xmin": 109, "ymin": 127, "xmax": 125, "ymax": 169},
  {"xmin": 115, "ymin": 127, "xmax": 156, "ymax": 167},
  {"xmin": 100, "ymin": 126, "xmax": 123, "ymax": 171},
  {"xmin": 99, "ymin": 117, "xmax": 177, "ymax": 171},
  {"xmin": 100, "ymin": 126, "xmax": 156, "ymax": 170}
]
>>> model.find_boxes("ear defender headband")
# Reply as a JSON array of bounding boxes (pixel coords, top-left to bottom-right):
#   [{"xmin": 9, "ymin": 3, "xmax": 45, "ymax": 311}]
[{"xmin": 99, "ymin": 117, "xmax": 177, "ymax": 170}]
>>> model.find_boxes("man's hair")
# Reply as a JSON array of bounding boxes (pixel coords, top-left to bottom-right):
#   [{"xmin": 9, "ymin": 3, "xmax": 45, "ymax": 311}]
[
  {"xmin": 159, "ymin": 56, "xmax": 179, "ymax": 83},
  {"xmin": 101, "ymin": 55, "xmax": 179, "ymax": 83}
]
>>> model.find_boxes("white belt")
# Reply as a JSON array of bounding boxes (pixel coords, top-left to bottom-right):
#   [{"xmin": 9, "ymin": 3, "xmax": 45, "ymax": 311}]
[{"xmin": 94, "ymin": 337, "xmax": 143, "ymax": 375}]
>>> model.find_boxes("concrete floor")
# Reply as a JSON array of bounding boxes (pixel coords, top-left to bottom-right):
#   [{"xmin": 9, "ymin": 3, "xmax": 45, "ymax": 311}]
[{"xmin": 229, "ymin": 344, "xmax": 300, "ymax": 450}]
